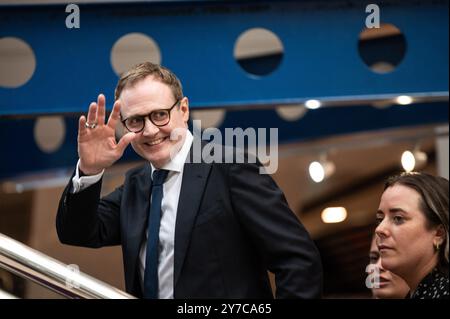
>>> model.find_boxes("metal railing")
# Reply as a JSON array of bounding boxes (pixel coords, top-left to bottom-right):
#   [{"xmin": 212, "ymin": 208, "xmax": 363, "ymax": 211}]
[
  {"xmin": 0, "ymin": 288, "xmax": 18, "ymax": 299},
  {"xmin": 0, "ymin": 233, "xmax": 135, "ymax": 299}
]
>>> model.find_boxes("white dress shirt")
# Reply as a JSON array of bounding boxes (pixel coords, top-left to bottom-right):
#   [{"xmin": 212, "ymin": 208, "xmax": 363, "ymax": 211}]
[{"xmin": 72, "ymin": 130, "xmax": 193, "ymax": 299}]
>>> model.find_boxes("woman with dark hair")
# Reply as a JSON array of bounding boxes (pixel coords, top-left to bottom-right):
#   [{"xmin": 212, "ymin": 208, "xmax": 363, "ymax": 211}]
[{"xmin": 375, "ymin": 172, "xmax": 449, "ymax": 299}]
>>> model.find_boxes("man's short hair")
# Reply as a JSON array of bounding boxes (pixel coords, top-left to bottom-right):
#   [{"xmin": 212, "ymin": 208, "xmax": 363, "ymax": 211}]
[{"xmin": 114, "ymin": 62, "xmax": 183, "ymax": 101}]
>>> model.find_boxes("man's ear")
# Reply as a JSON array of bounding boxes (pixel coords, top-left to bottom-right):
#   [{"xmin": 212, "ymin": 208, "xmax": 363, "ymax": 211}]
[{"xmin": 181, "ymin": 97, "xmax": 189, "ymax": 123}]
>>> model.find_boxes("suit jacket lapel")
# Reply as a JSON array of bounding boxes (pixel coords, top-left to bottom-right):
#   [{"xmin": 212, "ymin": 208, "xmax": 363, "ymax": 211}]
[{"xmin": 173, "ymin": 152, "xmax": 212, "ymax": 288}]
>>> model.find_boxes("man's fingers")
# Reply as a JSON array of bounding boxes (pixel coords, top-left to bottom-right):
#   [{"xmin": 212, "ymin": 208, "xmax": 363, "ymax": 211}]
[
  {"xmin": 97, "ymin": 94, "xmax": 106, "ymax": 125},
  {"xmin": 108, "ymin": 100, "xmax": 121, "ymax": 129},
  {"xmin": 78, "ymin": 115, "xmax": 87, "ymax": 136},
  {"xmin": 117, "ymin": 132, "xmax": 136, "ymax": 154},
  {"xmin": 87, "ymin": 102, "xmax": 97, "ymax": 125}
]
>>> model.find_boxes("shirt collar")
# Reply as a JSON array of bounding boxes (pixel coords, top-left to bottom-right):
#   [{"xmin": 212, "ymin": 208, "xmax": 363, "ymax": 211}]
[{"xmin": 150, "ymin": 129, "xmax": 193, "ymax": 176}]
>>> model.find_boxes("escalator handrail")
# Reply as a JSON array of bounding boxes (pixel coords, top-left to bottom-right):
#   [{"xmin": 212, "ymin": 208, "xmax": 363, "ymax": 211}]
[{"xmin": 0, "ymin": 233, "xmax": 135, "ymax": 299}]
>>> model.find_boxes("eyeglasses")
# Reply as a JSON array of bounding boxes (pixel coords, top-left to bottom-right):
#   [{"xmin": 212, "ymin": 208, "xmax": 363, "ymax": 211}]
[{"xmin": 121, "ymin": 100, "xmax": 180, "ymax": 133}]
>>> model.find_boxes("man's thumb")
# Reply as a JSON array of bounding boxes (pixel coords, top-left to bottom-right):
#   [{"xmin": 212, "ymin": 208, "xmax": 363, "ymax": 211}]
[{"xmin": 117, "ymin": 132, "xmax": 136, "ymax": 153}]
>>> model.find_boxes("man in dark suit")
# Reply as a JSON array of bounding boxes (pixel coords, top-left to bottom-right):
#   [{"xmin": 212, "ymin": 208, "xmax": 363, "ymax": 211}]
[{"xmin": 56, "ymin": 62, "xmax": 322, "ymax": 298}]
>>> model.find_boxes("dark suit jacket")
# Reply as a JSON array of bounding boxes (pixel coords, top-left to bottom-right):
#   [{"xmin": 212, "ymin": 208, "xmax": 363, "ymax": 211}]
[{"xmin": 56, "ymin": 145, "xmax": 323, "ymax": 298}]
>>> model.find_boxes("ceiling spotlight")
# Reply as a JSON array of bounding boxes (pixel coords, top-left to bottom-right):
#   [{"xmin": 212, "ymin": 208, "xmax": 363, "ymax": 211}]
[
  {"xmin": 305, "ymin": 99, "xmax": 321, "ymax": 110},
  {"xmin": 395, "ymin": 95, "xmax": 413, "ymax": 105},
  {"xmin": 309, "ymin": 155, "xmax": 335, "ymax": 183},
  {"xmin": 321, "ymin": 207, "xmax": 347, "ymax": 224},
  {"xmin": 401, "ymin": 151, "xmax": 415, "ymax": 172},
  {"xmin": 401, "ymin": 149, "xmax": 428, "ymax": 172},
  {"xmin": 309, "ymin": 161, "xmax": 325, "ymax": 183}
]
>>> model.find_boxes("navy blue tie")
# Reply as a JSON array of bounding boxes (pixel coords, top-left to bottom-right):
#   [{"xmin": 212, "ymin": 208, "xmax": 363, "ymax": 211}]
[{"xmin": 144, "ymin": 169, "xmax": 169, "ymax": 299}]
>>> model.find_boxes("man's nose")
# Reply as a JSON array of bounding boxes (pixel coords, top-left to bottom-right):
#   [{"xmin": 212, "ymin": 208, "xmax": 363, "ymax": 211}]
[{"xmin": 142, "ymin": 117, "xmax": 159, "ymax": 136}]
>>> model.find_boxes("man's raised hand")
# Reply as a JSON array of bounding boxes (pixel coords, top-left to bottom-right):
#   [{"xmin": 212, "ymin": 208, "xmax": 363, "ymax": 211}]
[{"xmin": 78, "ymin": 94, "xmax": 136, "ymax": 175}]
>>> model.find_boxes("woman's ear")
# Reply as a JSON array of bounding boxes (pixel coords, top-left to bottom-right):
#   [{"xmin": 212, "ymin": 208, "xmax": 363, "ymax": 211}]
[{"xmin": 434, "ymin": 224, "xmax": 446, "ymax": 246}]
